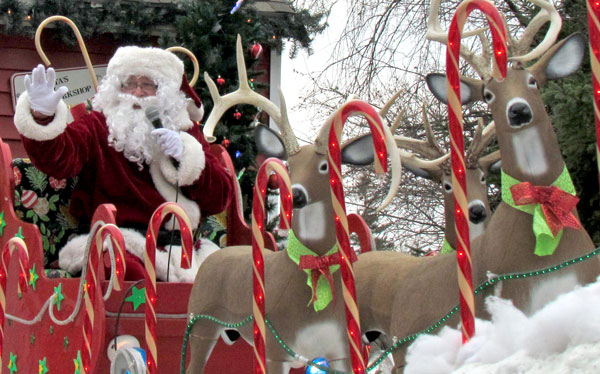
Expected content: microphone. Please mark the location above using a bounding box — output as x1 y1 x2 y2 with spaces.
145 106 163 129
146 105 180 168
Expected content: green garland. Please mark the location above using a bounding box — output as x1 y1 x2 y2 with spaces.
181 245 600 374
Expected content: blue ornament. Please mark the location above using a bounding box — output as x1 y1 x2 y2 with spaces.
306 357 329 374
235 150 242 159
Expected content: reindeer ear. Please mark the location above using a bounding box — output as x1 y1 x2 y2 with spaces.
531 33 585 86
254 124 287 160
425 73 479 105
341 134 374 165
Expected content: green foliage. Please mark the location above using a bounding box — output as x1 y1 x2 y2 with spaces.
164 0 325 218
540 4 599 243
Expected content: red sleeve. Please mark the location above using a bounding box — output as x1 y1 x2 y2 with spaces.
181 126 233 217
20 112 103 180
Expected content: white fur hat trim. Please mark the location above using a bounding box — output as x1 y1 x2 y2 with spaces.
107 46 183 85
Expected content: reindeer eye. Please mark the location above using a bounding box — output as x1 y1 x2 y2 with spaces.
483 88 495 104
318 160 328 174
527 74 538 89
443 181 453 192
480 172 486 184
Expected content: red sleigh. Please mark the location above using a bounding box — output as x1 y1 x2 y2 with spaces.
0 133 373 373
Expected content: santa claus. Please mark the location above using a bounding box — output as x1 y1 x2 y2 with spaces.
13 46 233 282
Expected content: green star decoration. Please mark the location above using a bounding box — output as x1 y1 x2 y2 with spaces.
54 283 64 311
0 211 6 236
125 286 146 311
14 227 24 240
38 357 48 374
64 336 69 350
73 350 82 374
8 352 17 374
29 263 39 291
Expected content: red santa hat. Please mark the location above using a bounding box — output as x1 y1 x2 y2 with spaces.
107 46 204 121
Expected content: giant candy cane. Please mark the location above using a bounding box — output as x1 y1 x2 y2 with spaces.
0 238 29 371
447 0 507 343
81 224 127 373
144 203 194 374
327 100 399 373
587 0 600 184
251 158 293 374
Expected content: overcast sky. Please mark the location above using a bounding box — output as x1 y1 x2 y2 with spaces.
280 1 347 145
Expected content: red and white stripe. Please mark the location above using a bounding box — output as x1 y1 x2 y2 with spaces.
0 238 30 371
144 202 194 374
446 0 507 343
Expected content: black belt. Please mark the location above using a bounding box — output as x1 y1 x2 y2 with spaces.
121 224 185 247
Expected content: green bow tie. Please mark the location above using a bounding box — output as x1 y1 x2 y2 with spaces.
501 165 576 256
286 230 339 312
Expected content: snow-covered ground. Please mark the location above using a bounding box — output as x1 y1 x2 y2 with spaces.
404 277 600 374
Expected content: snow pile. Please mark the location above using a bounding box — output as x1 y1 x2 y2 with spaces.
404 277 600 374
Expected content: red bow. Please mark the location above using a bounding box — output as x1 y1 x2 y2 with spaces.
299 250 357 306
510 182 581 236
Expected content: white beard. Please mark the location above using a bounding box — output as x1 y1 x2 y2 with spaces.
105 94 159 169
93 75 193 170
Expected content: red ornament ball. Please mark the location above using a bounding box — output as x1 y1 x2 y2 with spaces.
249 42 263 60
233 110 242 120
221 139 230 147
216 75 225 86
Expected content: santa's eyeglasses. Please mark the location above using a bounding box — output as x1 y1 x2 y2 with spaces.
120 80 158 94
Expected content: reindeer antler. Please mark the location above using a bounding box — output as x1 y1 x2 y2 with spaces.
508 0 562 63
202 35 300 155
465 118 496 168
427 0 492 79
427 0 562 75
394 103 452 176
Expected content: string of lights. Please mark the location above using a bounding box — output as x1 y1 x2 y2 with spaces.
181 245 600 374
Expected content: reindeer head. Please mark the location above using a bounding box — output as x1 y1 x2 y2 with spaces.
203 35 400 255
394 105 500 243
425 0 584 186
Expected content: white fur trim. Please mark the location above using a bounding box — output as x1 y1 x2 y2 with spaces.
14 92 68 141
58 234 88 274
149 162 201 229
186 98 204 122
57 228 216 282
108 46 183 85
157 132 205 187
168 239 220 283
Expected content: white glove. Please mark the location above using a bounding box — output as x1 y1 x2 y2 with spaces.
152 128 183 162
24 64 68 116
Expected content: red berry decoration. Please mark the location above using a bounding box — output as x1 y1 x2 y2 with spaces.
216 75 225 86
233 110 242 120
249 42 263 60
221 139 230 148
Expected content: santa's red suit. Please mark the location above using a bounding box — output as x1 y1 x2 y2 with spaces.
14 46 233 282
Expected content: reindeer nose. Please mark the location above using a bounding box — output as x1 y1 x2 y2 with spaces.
508 102 532 127
469 204 487 224
292 187 308 209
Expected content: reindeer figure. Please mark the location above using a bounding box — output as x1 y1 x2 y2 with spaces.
355 1 600 371
185 36 400 373
393 105 500 252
